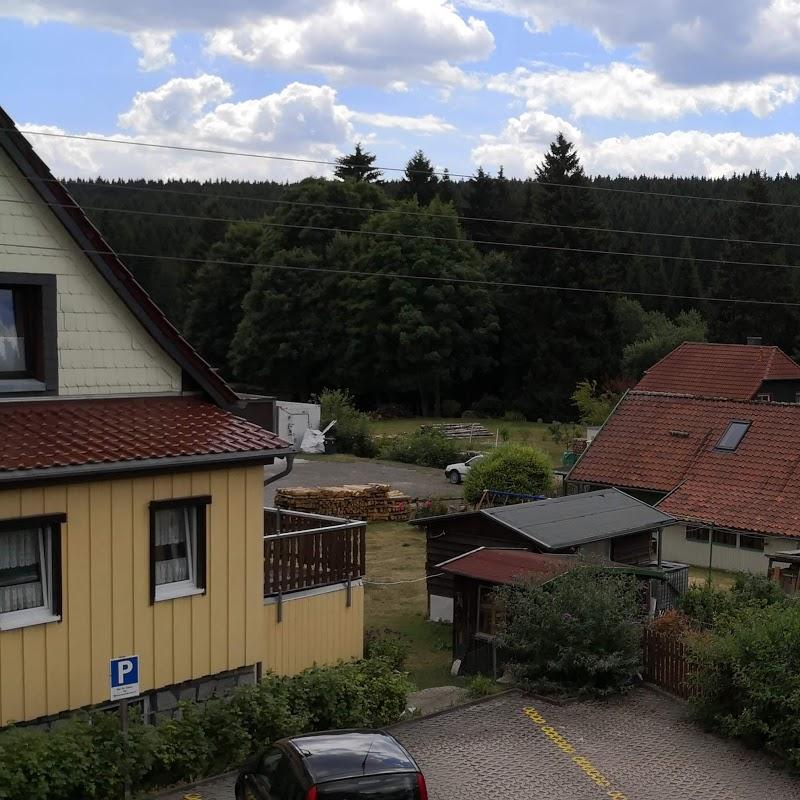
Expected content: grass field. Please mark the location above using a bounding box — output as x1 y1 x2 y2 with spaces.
688 566 737 589
368 416 583 467
365 520 457 689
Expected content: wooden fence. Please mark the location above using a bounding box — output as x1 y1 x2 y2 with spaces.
642 628 697 699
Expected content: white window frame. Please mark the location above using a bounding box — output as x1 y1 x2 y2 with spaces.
151 499 209 603
0 520 62 631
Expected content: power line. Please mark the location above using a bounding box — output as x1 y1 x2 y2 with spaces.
12 127 800 211
6 192 800 273
3 238 799 307
8 175 800 251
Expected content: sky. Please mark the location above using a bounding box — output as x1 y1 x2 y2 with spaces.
2 1 800 181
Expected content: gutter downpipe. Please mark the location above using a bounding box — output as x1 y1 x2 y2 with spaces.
264 453 295 486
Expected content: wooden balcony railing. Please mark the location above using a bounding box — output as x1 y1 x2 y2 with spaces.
263 508 366 598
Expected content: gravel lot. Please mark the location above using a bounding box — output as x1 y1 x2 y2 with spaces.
158 689 800 800
263 456 462 505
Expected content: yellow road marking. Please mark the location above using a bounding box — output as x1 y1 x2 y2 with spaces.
522 706 630 800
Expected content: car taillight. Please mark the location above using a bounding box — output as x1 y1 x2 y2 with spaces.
306 786 318 800
416 772 429 800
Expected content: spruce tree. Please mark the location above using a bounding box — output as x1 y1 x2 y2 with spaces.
402 149 438 205
334 143 382 182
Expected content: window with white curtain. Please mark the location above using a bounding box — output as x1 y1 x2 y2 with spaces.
0 515 64 630
150 497 209 602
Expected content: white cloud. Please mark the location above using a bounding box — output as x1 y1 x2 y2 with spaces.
0 1 495 86
349 111 455 133
130 31 176 71
205 0 494 84
19 76 456 180
487 63 800 119
472 112 800 178
462 0 800 84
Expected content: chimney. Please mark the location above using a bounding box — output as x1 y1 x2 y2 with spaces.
746 336 763 346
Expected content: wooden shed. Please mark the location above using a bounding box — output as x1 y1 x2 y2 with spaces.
413 488 678 622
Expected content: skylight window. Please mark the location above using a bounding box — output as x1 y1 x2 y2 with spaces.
715 421 751 452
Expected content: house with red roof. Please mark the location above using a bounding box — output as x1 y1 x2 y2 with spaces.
0 106 365 726
635 341 800 402
567 390 800 573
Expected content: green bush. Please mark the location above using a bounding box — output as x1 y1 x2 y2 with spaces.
0 657 411 800
382 430 460 468
503 410 527 422
472 394 504 417
463 444 552 504
466 674 496 699
364 628 411 670
320 388 377 457
500 568 643 697
689 602 800 768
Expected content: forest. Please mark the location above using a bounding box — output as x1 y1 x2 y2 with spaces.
65 136 800 419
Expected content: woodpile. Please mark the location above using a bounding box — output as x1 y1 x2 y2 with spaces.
275 484 411 521
421 422 492 439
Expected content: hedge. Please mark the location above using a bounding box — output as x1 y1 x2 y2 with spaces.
463 443 552 504
0 656 412 800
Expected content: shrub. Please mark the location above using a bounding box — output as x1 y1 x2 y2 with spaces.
689 602 800 768
503 410 527 422
500 568 643 697
0 656 411 800
320 388 377 457
571 379 619 425
441 398 462 417
364 629 411 671
412 497 449 520
383 429 460 468
461 409 477 419
472 394 504 418
369 403 412 420
463 444 552 504
466 674 496 699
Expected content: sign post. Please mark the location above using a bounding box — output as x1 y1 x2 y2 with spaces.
110 656 140 800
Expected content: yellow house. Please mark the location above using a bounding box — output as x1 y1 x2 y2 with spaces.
0 107 364 726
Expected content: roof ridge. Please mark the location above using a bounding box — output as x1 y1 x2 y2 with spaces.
630 390 800 408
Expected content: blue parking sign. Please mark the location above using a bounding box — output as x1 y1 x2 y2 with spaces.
110 655 140 701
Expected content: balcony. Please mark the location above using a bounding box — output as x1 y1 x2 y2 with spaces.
263 508 366 600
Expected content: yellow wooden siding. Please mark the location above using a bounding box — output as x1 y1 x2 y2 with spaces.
261 585 365 675
0 464 365 725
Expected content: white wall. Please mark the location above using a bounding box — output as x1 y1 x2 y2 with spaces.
660 523 790 574
277 401 320 447
0 148 182 396
429 594 454 623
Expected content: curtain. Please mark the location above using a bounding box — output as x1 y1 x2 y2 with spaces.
0 528 44 613
155 507 195 585
0 288 25 372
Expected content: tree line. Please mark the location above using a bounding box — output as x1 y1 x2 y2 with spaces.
65 137 800 418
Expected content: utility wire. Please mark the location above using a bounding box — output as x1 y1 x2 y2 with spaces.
363 573 444 585
12 127 800 210
5 193 800 272
7 177 800 251
3 238 799 307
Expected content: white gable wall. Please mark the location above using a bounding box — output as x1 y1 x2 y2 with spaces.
0 148 181 396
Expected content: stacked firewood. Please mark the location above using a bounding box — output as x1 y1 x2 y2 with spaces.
421 422 492 439
274 484 411 521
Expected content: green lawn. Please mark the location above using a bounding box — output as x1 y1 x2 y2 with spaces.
365 520 459 689
369 416 583 467
688 566 737 589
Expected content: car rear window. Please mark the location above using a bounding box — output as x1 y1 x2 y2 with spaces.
316 772 417 799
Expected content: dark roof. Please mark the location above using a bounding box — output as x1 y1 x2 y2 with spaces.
0 395 291 483
635 341 800 399
569 391 800 538
0 106 238 408
285 730 418 783
482 489 674 549
437 548 579 585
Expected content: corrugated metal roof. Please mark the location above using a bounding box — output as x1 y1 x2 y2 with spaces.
482 488 674 549
437 548 579 585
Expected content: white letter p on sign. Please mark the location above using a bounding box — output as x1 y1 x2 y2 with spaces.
117 660 133 684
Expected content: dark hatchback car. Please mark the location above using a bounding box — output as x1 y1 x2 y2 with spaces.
235 729 429 800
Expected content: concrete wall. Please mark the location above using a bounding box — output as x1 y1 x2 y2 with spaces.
0 148 181 396
660 523 790 574
277 401 320 447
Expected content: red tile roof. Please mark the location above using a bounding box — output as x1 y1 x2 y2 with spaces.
635 342 800 399
570 391 800 538
438 548 578 586
0 396 290 479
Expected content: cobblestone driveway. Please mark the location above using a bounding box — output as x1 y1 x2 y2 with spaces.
158 689 800 800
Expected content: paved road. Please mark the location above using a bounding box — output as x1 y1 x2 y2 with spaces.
263 457 462 505
157 689 800 800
